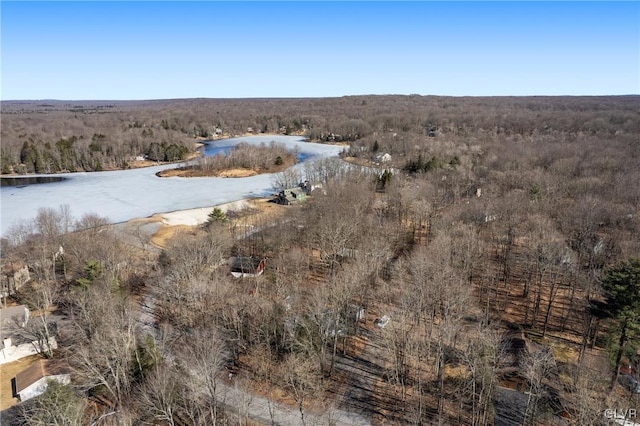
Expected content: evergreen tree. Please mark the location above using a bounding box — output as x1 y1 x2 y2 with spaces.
75 259 104 289
207 207 228 224
601 258 640 387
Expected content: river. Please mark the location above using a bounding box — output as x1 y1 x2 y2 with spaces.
0 135 343 237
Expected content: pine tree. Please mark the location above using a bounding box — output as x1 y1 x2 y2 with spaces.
601 258 640 388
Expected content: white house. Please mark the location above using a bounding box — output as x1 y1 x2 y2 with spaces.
1 336 58 365
373 152 392 164
14 359 71 401
1 305 58 365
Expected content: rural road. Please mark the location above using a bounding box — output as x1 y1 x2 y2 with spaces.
215 379 372 426
138 278 372 426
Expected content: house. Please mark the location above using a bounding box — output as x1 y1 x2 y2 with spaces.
373 152 392 164
1 262 30 300
229 257 265 278
346 303 365 323
299 180 324 195
322 304 365 337
0 305 29 328
1 305 57 365
493 386 527 426
335 248 359 261
14 359 71 402
275 187 307 205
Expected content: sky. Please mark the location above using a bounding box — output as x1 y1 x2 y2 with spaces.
1 1 639 100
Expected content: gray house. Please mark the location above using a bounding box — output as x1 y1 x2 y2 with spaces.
0 305 29 328
1 262 30 301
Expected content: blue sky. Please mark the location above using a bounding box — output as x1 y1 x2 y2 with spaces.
1 1 638 99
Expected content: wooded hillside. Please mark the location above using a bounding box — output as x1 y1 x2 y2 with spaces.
1 95 639 425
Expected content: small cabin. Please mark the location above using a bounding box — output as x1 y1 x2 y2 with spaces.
229 257 265 278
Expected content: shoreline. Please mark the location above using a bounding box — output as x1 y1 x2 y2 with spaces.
0 132 309 178
118 197 283 249
1 135 346 237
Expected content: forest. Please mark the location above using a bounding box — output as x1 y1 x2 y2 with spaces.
1 95 639 425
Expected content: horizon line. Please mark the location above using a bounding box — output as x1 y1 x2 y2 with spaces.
3 94 639 103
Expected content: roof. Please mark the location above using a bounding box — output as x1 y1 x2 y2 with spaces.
374 152 391 159
283 187 306 198
336 248 359 259
230 257 263 274
2 261 26 275
0 305 28 328
15 359 69 393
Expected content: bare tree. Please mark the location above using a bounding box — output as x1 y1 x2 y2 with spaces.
273 167 302 191
462 324 506 426
182 327 229 424
520 347 556 425
137 365 182 426
71 286 139 410
279 352 324 426
565 366 607 425
18 279 59 357
161 227 230 284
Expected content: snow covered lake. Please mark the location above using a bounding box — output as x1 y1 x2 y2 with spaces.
0 135 343 237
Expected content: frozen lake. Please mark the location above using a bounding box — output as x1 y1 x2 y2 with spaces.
0 135 343 237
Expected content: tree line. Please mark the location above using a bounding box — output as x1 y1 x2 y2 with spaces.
2 96 638 174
